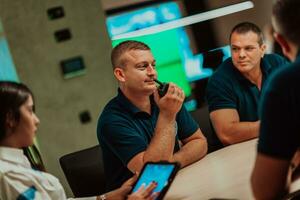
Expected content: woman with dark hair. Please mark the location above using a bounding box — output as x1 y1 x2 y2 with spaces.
0 81 157 200
0 81 45 172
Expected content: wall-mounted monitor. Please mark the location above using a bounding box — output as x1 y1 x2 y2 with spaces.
60 56 86 79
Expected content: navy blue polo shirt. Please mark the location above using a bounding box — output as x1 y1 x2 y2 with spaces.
97 89 198 191
206 54 289 121
258 53 300 160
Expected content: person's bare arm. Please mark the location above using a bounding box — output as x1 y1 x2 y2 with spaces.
251 153 290 199
210 109 259 145
172 128 207 168
127 83 184 172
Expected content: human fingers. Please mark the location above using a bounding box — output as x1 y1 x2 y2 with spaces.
123 174 138 187
166 83 176 95
136 183 146 193
166 83 183 98
120 185 132 195
174 86 184 100
153 88 160 102
148 192 159 200
143 181 157 196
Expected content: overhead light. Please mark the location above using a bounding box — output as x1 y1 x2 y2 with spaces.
112 1 254 40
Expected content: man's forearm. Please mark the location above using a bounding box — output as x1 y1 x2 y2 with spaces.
220 121 260 145
251 153 290 199
143 84 185 163
173 134 207 167
143 113 176 162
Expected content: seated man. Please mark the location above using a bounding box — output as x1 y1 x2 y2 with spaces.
206 22 289 146
97 40 207 191
251 0 300 198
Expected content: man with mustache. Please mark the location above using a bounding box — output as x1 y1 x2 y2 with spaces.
97 40 207 191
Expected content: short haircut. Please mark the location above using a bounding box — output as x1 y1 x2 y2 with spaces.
229 22 264 46
111 40 151 69
0 81 34 141
273 0 300 46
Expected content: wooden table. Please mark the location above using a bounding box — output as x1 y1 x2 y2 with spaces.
165 139 257 200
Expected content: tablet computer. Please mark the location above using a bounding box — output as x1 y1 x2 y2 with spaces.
131 161 180 200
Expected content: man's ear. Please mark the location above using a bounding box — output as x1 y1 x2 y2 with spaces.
274 32 291 56
260 43 267 57
114 67 126 82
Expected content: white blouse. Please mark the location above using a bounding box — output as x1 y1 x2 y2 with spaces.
0 147 96 200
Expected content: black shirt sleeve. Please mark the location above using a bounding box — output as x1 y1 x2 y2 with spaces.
258 67 299 160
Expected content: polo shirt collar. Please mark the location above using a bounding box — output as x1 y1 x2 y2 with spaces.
116 88 156 117
295 50 300 62
260 55 273 75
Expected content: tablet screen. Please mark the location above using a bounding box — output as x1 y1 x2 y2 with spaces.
132 163 176 193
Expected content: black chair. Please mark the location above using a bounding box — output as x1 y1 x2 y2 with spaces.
190 105 223 153
59 145 106 197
